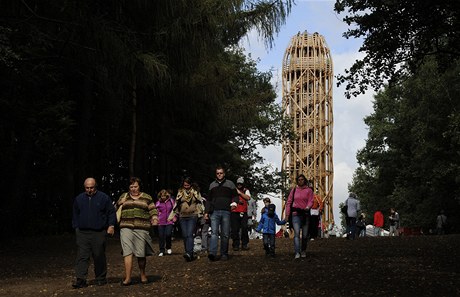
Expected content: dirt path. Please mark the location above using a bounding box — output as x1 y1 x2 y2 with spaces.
0 234 458 296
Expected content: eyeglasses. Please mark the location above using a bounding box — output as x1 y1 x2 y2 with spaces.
216 172 224 175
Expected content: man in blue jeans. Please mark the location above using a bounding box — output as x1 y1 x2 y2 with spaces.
345 192 361 240
204 166 239 261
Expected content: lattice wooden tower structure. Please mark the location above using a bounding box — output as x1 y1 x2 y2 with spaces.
281 31 334 226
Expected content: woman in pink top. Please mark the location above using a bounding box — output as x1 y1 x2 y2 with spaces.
285 174 314 259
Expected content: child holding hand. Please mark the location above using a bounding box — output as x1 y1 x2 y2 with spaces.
256 203 286 257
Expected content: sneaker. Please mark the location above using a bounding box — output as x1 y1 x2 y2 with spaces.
72 278 88 289
166 249 172 255
301 251 307 258
310 238 315 241
158 252 164 257
294 253 301 259
208 253 216 262
220 254 229 261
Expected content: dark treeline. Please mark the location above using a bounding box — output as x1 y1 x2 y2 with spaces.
335 0 460 232
350 58 460 232
0 1 294 237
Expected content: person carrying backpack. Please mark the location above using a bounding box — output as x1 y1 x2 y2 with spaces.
231 177 251 251
344 193 360 240
436 210 448 235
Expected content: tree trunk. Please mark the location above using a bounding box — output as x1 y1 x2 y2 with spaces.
75 71 93 183
129 80 137 177
6 134 34 237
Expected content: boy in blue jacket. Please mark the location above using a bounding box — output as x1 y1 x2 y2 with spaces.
256 204 286 257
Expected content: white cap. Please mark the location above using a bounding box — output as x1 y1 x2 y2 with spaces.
236 177 244 184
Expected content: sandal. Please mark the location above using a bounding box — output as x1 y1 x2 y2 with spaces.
120 280 132 286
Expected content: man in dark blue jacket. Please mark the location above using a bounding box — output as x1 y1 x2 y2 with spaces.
72 177 116 288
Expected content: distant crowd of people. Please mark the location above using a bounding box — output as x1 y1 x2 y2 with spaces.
341 194 448 238
341 192 401 239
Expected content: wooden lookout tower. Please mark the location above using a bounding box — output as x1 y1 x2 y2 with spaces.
281 31 334 226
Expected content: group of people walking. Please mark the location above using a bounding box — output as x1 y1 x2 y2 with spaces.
71 168 344 289
71 166 260 289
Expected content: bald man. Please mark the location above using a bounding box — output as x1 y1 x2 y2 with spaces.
72 178 116 288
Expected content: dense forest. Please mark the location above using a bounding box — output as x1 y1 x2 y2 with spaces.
1 0 459 237
336 0 460 232
0 1 293 237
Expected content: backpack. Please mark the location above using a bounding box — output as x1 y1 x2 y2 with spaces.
341 199 348 215
441 215 448 228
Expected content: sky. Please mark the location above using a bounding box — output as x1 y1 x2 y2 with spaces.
241 0 375 224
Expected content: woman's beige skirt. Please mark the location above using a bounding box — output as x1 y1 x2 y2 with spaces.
120 228 154 257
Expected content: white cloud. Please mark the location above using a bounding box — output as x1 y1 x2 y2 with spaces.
333 161 354 216
256 145 282 170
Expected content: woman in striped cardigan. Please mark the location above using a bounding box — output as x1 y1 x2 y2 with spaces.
117 177 158 286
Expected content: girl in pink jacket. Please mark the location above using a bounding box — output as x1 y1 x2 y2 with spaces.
155 190 176 256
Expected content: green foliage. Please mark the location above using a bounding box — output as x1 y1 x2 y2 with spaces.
0 0 293 236
334 0 460 98
350 58 460 232
0 26 20 68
